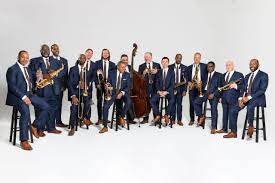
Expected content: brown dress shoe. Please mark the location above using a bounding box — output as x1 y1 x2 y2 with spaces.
210 129 217 134
247 126 254 138
96 120 103 125
48 128 62 134
140 119 149 124
38 131 46 137
56 121 69 128
216 129 227 133
20 141 32 151
99 127 108 134
31 125 39 139
177 121 183 126
188 120 194 126
153 115 161 123
119 117 126 127
223 132 237 138
198 115 206 128
68 128 75 136
83 118 92 126
164 115 170 125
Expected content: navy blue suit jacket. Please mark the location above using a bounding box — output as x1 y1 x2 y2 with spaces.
205 71 223 98
221 71 245 104
169 63 188 94
108 70 131 96
94 60 116 85
50 56 69 91
6 63 35 106
155 68 175 95
186 63 208 88
29 56 65 97
242 70 268 107
68 65 94 101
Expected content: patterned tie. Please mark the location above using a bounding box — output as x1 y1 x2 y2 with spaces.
46 58 50 69
247 72 254 95
193 65 199 80
23 67 32 92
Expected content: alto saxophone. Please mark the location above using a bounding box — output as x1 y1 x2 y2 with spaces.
188 67 203 97
37 64 64 89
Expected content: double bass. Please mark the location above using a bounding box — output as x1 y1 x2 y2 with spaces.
129 43 151 118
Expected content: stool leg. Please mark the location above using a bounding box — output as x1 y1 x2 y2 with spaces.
13 109 18 146
262 107 267 141
9 108 15 142
111 104 115 129
29 120 33 143
159 98 163 129
242 113 248 140
256 106 259 143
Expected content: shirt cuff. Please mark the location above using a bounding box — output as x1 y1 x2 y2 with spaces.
121 91 125 96
248 96 252 100
22 95 27 100
71 95 76 98
238 97 242 101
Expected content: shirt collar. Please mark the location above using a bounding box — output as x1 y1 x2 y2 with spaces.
251 69 259 76
53 55 60 60
17 61 28 69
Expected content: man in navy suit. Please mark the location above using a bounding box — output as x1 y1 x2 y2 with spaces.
138 52 161 124
29 44 63 134
6 50 50 150
67 54 93 136
232 59 268 138
84 48 96 123
99 61 132 134
94 49 116 125
193 61 223 133
169 54 187 126
150 57 175 126
50 44 69 128
186 52 208 126
216 61 245 138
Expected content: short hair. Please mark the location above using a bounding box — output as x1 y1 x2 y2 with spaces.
18 50 28 59
144 52 152 56
194 52 201 57
207 61 215 66
250 58 259 64
120 54 128 59
85 48 93 53
117 60 126 66
51 43 58 49
162 57 169 62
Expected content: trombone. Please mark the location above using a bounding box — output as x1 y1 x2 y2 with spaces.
78 66 89 119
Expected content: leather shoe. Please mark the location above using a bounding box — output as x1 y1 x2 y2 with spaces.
216 129 227 133
48 128 62 134
188 120 194 126
247 126 254 138
153 115 161 123
164 115 170 125
140 119 149 124
31 125 39 139
99 127 108 134
119 117 126 127
177 121 183 126
83 118 92 126
38 131 46 137
56 122 69 128
210 129 216 134
20 141 32 151
68 128 75 136
223 132 237 138
96 119 103 125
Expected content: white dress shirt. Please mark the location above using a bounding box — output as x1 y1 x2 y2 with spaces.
43 57 50 68
192 64 201 81
116 70 125 95
103 59 109 79
17 62 31 100
244 69 259 100
174 64 181 83
85 60 92 71
53 55 60 60
147 62 153 69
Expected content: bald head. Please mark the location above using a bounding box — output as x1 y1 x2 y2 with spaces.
40 44 50 58
225 60 235 72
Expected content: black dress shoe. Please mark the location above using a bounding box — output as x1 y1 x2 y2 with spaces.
56 122 69 128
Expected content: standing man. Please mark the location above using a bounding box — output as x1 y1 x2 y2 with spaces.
232 59 268 138
186 52 207 126
99 61 132 133
193 61 223 133
29 44 63 134
50 44 69 127
169 53 187 126
94 49 116 125
150 57 175 126
6 50 50 150
138 52 161 124
216 61 244 138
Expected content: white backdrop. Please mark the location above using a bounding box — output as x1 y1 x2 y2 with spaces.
0 0 274 122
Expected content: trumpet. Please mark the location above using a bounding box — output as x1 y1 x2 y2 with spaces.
143 67 160 84
37 64 64 89
103 82 113 101
218 78 242 92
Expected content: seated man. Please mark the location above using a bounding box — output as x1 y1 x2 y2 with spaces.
193 61 223 133
68 54 93 136
233 58 268 138
150 57 175 126
99 61 132 134
6 50 50 150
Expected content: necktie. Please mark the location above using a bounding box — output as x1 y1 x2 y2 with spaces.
103 61 107 80
225 72 230 83
207 73 212 90
23 67 32 92
176 65 179 83
80 67 84 82
247 72 254 95
116 73 121 92
46 58 50 69
163 70 166 90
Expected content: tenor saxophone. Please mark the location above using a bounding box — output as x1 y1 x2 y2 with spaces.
37 64 64 89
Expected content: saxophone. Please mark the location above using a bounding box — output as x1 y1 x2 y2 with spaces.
103 82 113 101
36 64 64 89
188 65 203 97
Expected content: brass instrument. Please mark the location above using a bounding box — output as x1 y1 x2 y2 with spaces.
174 80 187 95
37 64 64 89
81 66 89 97
218 78 242 92
103 82 113 101
188 66 203 97
143 68 160 84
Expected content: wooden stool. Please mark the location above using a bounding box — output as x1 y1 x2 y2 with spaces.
241 106 266 143
111 99 129 131
9 107 33 146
